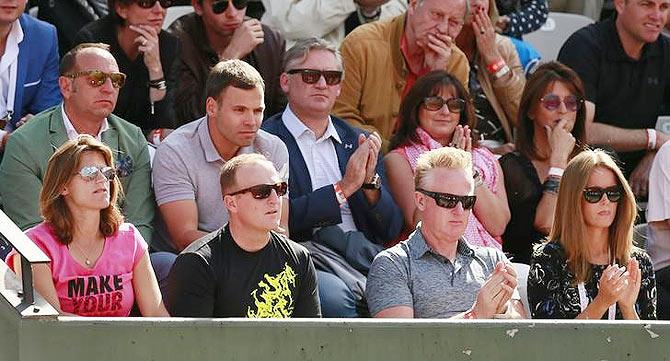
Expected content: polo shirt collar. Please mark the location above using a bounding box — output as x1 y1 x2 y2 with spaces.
407 223 476 260
282 105 342 144
605 17 662 62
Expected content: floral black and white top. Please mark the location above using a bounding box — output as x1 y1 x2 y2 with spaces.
528 241 657 319
496 0 549 39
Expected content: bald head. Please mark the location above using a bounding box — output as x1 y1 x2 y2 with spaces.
60 43 118 75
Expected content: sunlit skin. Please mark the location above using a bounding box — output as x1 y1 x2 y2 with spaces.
61 151 112 213
115 1 166 34
530 81 578 136
615 0 669 58
581 166 619 232
418 86 462 145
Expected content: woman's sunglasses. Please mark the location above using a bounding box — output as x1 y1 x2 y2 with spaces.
540 94 582 112
228 182 288 200
212 0 248 14
423 96 466 113
76 166 116 182
582 186 623 204
416 189 477 210
286 69 343 86
135 0 173 8
64 70 126 89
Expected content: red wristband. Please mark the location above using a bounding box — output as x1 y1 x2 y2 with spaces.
486 58 506 75
334 182 347 207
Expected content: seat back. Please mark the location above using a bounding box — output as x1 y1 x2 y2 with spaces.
163 5 194 30
525 12 594 61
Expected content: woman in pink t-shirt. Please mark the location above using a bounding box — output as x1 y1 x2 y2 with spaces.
11 135 168 317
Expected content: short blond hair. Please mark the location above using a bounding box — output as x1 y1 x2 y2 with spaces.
414 147 473 189
220 153 274 196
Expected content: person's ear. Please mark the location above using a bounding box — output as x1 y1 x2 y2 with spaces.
192 0 205 15
223 194 237 213
61 187 70 196
279 72 290 95
205 97 218 118
115 2 129 21
59 76 73 99
415 191 426 211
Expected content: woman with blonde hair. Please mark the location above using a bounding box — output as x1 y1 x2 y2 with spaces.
527 149 656 319
9 135 168 317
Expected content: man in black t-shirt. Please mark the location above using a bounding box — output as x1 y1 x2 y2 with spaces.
557 0 670 197
166 153 321 318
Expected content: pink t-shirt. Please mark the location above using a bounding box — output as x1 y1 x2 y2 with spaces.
22 222 147 317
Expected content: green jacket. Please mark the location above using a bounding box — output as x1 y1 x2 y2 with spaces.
0 105 155 244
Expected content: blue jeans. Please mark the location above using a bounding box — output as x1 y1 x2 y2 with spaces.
149 251 177 300
316 270 359 318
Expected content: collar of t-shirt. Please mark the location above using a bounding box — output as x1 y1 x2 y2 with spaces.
603 17 662 62
0 19 23 117
61 104 110 141
408 223 476 261
282 105 342 145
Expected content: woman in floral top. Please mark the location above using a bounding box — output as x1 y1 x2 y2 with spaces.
528 149 656 319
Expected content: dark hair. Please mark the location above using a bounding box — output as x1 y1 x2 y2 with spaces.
60 43 112 75
107 0 135 25
205 59 265 101
516 61 587 160
389 70 476 151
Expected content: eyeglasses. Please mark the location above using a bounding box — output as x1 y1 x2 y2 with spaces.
212 0 248 14
286 69 343 86
76 166 116 182
583 186 623 204
64 70 126 89
540 94 582 112
135 0 173 8
416 189 477 210
228 182 288 200
422 96 466 113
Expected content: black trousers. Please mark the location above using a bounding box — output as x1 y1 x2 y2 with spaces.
656 266 670 320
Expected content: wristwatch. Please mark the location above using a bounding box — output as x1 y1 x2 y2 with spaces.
362 173 381 190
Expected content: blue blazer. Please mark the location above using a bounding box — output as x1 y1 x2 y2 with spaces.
9 14 61 129
263 113 403 245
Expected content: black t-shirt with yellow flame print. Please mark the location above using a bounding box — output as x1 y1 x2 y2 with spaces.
166 225 321 318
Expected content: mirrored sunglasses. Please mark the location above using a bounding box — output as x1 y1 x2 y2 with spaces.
135 0 173 8
76 166 116 182
583 186 623 204
540 94 582 112
286 69 343 86
416 189 476 210
423 96 466 113
212 0 248 14
64 70 126 89
228 182 288 200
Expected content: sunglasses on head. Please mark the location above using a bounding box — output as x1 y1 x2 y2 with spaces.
76 166 116 182
211 0 248 14
64 70 126 89
540 94 582 112
135 0 173 8
286 69 343 86
228 182 288 200
416 189 477 210
422 96 466 113
583 186 623 204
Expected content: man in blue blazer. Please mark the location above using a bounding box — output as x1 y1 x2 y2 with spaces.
0 9 61 149
263 38 403 317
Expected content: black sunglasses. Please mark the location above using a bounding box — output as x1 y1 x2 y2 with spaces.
540 94 583 112
228 182 288 200
416 189 476 210
64 70 126 89
286 69 343 86
76 166 116 182
423 96 466 113
583 186 623 204
135 0 174 8
212 0 248 14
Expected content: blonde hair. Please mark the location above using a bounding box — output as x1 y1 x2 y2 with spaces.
40 135 124 245
549 149 637 283
220 153 273 196
414 147 473 189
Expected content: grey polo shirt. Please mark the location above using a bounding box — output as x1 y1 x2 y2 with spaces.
366 224 515 318
152 116 289 243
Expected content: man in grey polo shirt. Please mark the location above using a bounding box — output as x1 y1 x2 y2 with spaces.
152 60 289 253
366 147 526 319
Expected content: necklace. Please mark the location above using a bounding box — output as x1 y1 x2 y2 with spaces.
69 240 101 267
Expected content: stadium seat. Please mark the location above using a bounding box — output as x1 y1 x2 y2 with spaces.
525 12 594 61
163 5 194 30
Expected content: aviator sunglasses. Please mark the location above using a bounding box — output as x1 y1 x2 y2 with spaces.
416 189 477 210
582 186 623 204
422 96 466 113
64 70 127 89
212 0 248 14
228 182 288 200
76 166 117 182
286 69 343 86
135 0 174 8
540 94 582 112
